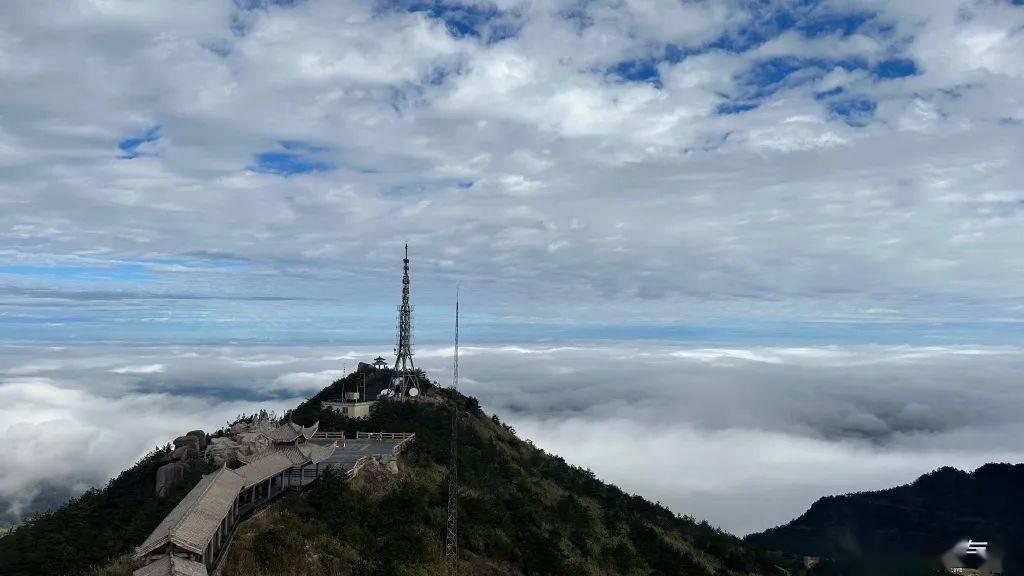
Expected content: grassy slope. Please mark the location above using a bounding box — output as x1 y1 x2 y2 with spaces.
221 383 802 576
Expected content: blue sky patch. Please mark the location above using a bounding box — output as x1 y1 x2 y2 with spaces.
253 141 331 175
829 97 876 126
397 1 519 43
716 101 759 115
732 56 867 102
118 126 160 159
607 57 662 87
873 57 918 79
701 3 890 55
815 86 844 99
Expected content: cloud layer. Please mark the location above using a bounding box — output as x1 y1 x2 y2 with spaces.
1 0 1022 342
3 341 1022 535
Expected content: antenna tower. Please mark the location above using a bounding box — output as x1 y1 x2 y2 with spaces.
393 243 415 395
444 288 460 575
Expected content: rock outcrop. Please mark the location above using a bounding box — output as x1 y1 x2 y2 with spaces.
207 436 243 466
155 429 206 495
186 430 208 451
155 461 188 497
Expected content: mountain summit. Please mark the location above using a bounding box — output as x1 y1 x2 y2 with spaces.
0 367 806 576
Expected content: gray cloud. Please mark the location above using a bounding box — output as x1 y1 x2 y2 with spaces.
0 0 1021 340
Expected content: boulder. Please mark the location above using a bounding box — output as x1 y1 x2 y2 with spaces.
173 436 200 452
354 456 399 493
186 430 207 450
155 461 188 497
161 445 196 464
207 436 243 467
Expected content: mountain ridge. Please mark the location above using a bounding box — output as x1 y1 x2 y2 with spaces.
745 462 1024 575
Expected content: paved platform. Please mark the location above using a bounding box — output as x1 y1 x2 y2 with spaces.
310 438 404 471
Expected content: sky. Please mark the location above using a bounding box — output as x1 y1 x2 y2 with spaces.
1 0 1023 536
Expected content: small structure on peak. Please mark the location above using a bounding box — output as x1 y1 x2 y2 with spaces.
321 376 375 418
322 398 375 418
373 356 387 369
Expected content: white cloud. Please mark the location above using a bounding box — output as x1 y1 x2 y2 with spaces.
0 0 1021 338
110 363 166 374
4 342 1024 536
273 369 345 393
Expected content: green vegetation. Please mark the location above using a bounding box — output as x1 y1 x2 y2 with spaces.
3 366 805 575
746 464 1024 575
0 447 211 576
226 387 802 575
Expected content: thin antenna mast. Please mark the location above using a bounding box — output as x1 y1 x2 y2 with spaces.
444 287 459 576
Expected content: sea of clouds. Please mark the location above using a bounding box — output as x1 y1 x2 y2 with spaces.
2 341 1022 535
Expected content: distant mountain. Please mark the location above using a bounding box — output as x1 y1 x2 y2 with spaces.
745 463 1024 575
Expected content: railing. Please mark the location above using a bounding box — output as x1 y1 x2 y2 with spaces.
311 431 346 440
355 432 416 440
347 456 369 479
392 435 415 455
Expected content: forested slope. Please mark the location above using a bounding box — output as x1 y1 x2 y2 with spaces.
222 383 802 576
746 464 1024 575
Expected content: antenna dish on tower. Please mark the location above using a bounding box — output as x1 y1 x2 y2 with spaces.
408 387 420 397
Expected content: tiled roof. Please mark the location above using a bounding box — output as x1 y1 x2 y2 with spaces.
136 468 245 558
235 441 336 488
235 449 296 489
133 554 208 576
302 442 336 465
268 421 319 443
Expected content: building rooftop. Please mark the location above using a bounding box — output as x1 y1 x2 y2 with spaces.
268 421 318 444
235 442 336 488
133 553 208 576
235 449 296 488
136 468 246 558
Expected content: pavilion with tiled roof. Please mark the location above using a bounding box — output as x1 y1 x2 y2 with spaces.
133 421 333 576
136 467 245 573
